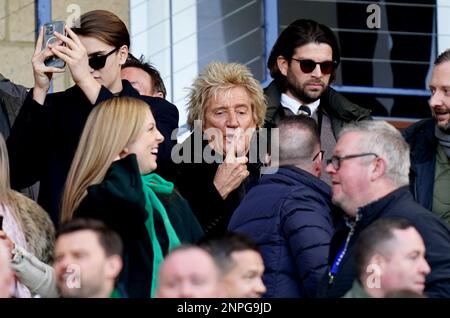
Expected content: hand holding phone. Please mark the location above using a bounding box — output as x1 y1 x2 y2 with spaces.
42 21 66 68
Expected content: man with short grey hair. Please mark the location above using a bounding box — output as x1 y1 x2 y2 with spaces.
320 120 450 298
230 115 336 298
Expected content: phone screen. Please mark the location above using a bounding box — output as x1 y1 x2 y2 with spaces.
42 21 66 68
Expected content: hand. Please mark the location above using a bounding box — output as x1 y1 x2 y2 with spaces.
0 231 14 260
50 26 101 103
213 142 249 199
31 26 66 104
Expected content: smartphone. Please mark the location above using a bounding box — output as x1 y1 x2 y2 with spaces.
0 215 3 230
42 21 66 68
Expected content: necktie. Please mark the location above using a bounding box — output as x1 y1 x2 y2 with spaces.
297 105 311 117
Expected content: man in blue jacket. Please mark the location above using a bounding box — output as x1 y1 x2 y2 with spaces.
403 48 450 226
321 120 450 298
229 115 336 298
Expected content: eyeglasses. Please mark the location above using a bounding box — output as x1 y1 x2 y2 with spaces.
89 47 119 70
326 153 378 170
312 150 325 162
291 58 337 75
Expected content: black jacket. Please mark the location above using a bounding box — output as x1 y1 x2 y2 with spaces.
174 131 261 235
229 166 336 298
403 118 437 210
75 155 204 298
264 81 371 136
7 81 178 225
321 186 450 298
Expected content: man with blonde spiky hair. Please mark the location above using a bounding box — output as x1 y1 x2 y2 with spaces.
175 62 267 236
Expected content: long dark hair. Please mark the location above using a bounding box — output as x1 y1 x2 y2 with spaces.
268 19 340 91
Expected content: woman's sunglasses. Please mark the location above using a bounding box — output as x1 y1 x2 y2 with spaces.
291 58 337 75
88 47 119 70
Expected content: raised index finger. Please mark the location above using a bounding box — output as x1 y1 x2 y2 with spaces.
34 26 44 55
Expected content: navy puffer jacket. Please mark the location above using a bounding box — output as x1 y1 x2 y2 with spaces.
229 166 336 298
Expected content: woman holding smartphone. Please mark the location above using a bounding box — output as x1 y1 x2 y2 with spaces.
7 10 178 225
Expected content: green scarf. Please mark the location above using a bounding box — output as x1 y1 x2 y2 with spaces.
109 288 121 298
141 173 181 298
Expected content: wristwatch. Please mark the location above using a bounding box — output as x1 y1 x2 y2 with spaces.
11 244 24 264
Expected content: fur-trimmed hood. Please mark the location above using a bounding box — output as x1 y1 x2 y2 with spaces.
6 190 54 263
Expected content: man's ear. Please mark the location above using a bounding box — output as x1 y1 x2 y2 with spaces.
105 255 123 279
118 45 129 66
370 157 386 181
313 159 322 178
277 56 289 77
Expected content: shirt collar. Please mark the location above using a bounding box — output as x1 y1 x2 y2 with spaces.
280 93 320 116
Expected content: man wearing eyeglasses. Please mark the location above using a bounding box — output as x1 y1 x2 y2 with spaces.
264 19 371 185
229 116 337 298
319 120 450 298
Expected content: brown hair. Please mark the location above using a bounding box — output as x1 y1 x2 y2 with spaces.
72 10 130 49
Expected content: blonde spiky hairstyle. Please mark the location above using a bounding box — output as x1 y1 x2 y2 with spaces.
186 62 266 130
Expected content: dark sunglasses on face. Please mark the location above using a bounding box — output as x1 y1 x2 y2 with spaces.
89 47 119 70
291 58 337 75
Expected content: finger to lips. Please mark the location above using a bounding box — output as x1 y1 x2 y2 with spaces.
225 138 237 163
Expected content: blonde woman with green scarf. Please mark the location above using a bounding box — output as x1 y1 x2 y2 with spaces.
61 97 203 298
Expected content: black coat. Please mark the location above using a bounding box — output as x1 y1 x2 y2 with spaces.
174 131 261 235
321 186 450 298
7 81 178 225
403 118 437 210
75 155 204 298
